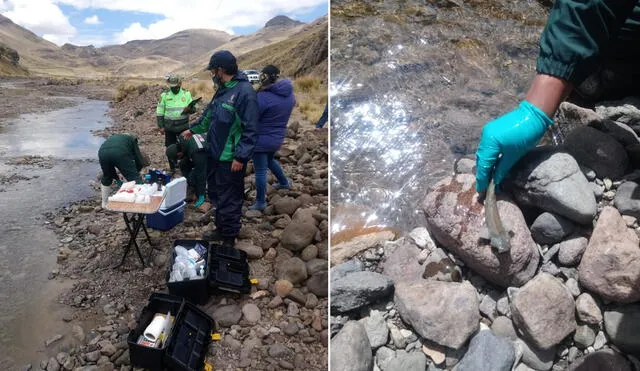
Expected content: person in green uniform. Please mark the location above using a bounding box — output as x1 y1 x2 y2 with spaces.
475 0 640 193
156 75 194 173
166 133 208 208
98 134 148 208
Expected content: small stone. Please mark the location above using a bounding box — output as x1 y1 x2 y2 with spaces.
98 340 116 356
274 280 294 297
422 343 446 365
45 358 59 371
574 325 596 349
565 278 581 297
283 322 299 336
102 304 116 316
45 334 63 347
300 245 318 261
85 350 101 362
143 268 153 276
593 331 607 350
287 302 299 317
268 296 283 308
242 303 261 323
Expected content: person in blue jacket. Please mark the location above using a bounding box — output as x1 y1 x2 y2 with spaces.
182 50 258 247
248 65 296 211
475 0 640 194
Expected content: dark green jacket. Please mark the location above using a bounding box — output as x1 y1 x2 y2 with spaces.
167 134 208 162
99 134 145 171
537 0 640 86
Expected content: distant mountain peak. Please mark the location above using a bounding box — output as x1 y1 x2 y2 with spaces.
265 15 303 28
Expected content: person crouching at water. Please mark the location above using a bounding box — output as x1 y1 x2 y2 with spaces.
98 133 148 208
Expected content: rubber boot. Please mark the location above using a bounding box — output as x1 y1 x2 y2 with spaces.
194 195 205 208
101 185 110 208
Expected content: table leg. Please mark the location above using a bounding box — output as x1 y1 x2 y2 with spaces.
113 212 147 269
130 214 147 267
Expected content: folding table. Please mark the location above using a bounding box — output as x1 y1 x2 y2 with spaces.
106 193 166 268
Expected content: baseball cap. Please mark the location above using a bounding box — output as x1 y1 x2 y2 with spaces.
205 50 237 71
167 75 182 87
261 65 280 77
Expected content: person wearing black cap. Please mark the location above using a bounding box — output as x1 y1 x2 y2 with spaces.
182 50 258 246
248 64 295 211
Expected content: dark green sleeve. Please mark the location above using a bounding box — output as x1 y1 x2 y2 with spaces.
189 107 212 134
131 137 144 171
536 0 636 85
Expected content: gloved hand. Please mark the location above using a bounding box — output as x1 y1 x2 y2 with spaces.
194 195 205 208
475 100 553 192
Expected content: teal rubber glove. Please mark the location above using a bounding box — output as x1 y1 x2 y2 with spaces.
194 195 205 208
475 100 553 192
115 179 123 187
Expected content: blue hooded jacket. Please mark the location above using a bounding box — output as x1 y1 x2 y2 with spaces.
255 79 296 153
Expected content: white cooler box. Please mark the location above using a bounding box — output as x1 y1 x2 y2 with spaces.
161 177 187 209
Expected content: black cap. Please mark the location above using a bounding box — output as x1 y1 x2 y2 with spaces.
261 65 280 76
206 50 237 71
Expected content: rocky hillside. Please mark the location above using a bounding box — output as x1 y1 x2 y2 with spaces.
0 42 27 75
237 16 328 79
0 13 323 78
330 96 640 370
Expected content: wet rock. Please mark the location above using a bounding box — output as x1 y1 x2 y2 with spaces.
358 310 388 349
456 330 515 371
564 126 628 180
46 358 59 371
307 272 328 297
509 148 596 224
395 280 479 349
614 181 640 219
211 305 242 327
515 337 555 371
280 221 317 252
530 212 575 245
242 303 261 323
604 304 640 354
331 321 372 371
422 248 462 282
576 293 602 325
455 158 476 175
276 257 308 284
423 174 539 287
274 196 302 215
274 279 294 297
331 230 395 265
306 258 328 276
568 349 631 371
491 316 517 341
386 352 427 371
511 273 576 349
235 240 263 259
331 271 393 313
579 206 640 302
556 102 603 130
557 236 588 266
381 239 423 283
330 259 363 282
300 244 318 261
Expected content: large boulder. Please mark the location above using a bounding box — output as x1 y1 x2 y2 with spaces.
423 174 539 287
394 280 479 349
568 349 631 371
509 147 596 224
511 273 577 349
604 304 640 355
578 206 640 303
614 181 640 219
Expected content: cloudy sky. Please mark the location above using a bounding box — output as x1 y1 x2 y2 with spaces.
0 0 327 46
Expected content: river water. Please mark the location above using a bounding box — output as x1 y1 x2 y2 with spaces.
0 96 109 368
330 0 549 236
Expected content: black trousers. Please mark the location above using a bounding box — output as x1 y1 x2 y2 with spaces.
207 159 246 238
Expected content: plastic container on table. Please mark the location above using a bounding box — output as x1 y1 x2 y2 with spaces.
161 177 187 209
147 201 186 231
166 240 211 305
128 292 214 371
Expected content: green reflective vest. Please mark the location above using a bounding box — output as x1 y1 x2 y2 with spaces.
156 88 193 132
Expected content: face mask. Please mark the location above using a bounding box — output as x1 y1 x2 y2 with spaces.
211 69 222 88
170 86 180 94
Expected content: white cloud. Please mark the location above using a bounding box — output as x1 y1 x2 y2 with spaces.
83 14 101 25
1 0 327 46
2 0 76 44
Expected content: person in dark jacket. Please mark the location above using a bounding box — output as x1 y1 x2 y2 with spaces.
98 133 148 208
248 65 296 211
183 50 259 246
166 134 208 208
475 0 640 194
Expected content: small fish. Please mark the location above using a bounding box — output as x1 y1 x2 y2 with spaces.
482 179 512 253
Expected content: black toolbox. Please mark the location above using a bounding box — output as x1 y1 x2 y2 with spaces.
128 293 214 371
166 240 211 305
208 245 251 294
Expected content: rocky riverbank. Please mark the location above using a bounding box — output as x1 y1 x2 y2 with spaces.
33 82 328 371
330 96 640 371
